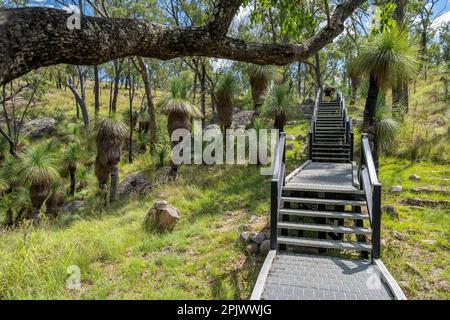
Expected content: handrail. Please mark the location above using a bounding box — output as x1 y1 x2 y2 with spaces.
270 132 286 250
359 133 382 259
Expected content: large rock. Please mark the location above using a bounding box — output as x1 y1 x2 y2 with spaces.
286 134 296 141
63 200 86 213
294 104 314 119
403 198 450 208
118 172 152 200
259 240 271 255
409 174 421 181
25 117 57 139
231 111 255 130
145 201 180 231
203 124 221 136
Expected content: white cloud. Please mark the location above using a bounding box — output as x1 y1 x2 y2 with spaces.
431 11 450 30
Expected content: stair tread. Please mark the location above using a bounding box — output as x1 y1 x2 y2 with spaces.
277 222 372 234
277 237 372 251
281 197 366 206
279 208 368 218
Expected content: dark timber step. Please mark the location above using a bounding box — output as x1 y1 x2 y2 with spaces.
277 236 372 251
281 197 367 206
279 208 368 218
277 222 372 235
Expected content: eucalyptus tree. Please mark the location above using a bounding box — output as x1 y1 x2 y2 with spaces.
1 0 366 86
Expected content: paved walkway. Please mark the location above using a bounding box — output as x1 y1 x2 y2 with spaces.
262 253 393 300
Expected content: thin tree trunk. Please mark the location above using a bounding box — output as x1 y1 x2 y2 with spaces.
94 65 100 116
137 57 157 155
363 73 379 172
314 50 322 92
111 60 121 113
128 73 135 163
68 78 90 125
200 60 206 128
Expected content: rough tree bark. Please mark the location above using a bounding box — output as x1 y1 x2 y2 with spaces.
0 0 365 85
67 77 90 125
363 73 380 172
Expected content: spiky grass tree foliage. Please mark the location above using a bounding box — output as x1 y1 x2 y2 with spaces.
216 72 236 131
15 144 58 224
45 179 65 218
160 78 201 179
263 84 295 132
376 118 399 154
351 28 419 170
247 64 275 114
62 143 83 196
95 116 127 203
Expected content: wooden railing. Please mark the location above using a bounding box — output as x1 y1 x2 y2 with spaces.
270 132 286 250
359 133 382 259
308 90 322 160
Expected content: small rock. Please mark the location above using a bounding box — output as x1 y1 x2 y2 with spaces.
393 231 405 240
421 239 437 246
246 243 259 255
382 205 398 219
390 185 403 193
62 200 86 213
249 214 258 222
224 211 232 217
409 174 421 181
144 201 180 231
286 134 296 141
296 135 306 141
259 239 271 255
286 144 294 151
239 232 250 243
241 224 249 231
251 232 266 245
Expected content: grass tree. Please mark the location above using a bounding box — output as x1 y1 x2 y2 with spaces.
216 72 236 131
351 28 419 169
95 116 127 203
247 64 275 114
62 143 83 196
160 78 202 179
263 84 295 132
15 144 58 224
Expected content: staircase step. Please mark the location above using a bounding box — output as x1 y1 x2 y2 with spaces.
313 144 350 148
281 197 366 206
312 152 349 157
277 237 372 251
313 158 349 162
279 208 368 218
278 222 372 234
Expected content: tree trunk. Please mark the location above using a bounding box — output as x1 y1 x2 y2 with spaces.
363 74 379 171
200 61 206 128
137 57 157 155
111 60 121 113
110 164 118 202
94 65 100 116
128 73 135 163
314 50 322 92
0 2 366 86
69 170 76 196
68 78 90 125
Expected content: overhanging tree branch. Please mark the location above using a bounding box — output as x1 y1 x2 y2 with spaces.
0 0 365 85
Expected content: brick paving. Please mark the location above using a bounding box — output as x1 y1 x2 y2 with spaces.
262 253 393 300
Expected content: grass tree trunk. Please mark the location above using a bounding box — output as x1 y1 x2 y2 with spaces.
274 112 286 132
363 73 380 171
69 169 76 196
109 165 118 202
314 50 323 93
